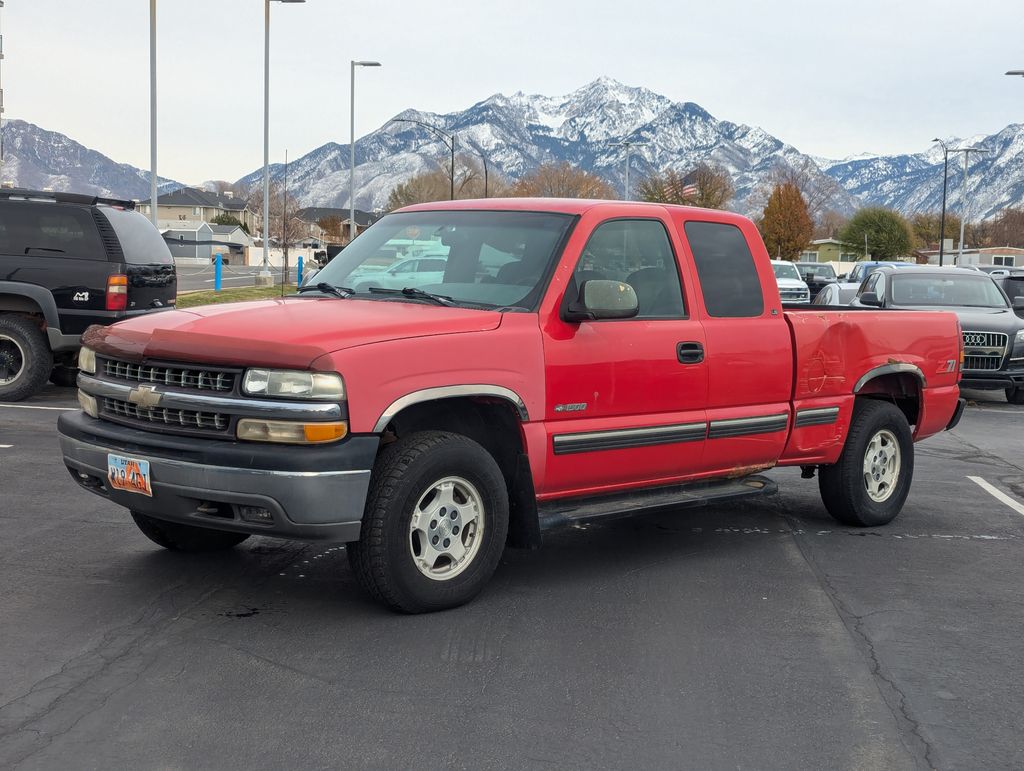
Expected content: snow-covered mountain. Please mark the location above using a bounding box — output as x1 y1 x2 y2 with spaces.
235 77 862 216
0 119 179 200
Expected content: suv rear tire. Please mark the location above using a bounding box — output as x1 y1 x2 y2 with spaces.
0 314 53 402
130 511 251 552
1006 387 1024 405
819 399 914 527
347 431 509 613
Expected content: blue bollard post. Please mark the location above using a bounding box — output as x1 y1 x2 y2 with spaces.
297 255 304 287
214 253 223 292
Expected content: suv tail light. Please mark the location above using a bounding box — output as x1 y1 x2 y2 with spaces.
106 274 128 311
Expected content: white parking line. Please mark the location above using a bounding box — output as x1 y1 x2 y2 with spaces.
0 444 11 449
968 476 1024 517
0 403 76 411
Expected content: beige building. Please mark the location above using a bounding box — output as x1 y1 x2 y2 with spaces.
138 187 258 233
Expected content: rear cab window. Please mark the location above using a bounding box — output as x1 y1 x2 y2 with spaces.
683 221 765 317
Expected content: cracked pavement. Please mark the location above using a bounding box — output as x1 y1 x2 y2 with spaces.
1 386 1023 769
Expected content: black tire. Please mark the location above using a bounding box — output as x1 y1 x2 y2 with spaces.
1006 387 1024 405
347 431 509 613
130 511 250 552
818 399 914 527
49 365 79 388
0 314 53 402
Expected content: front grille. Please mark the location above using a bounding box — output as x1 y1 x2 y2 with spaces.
780 288 809 301
962 330 1008 372
103 358 236 393
102 397 231 434
962 331 1007 348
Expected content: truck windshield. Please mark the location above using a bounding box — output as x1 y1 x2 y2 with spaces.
890 274 1008 308
314 210 575 309
772 262 801 281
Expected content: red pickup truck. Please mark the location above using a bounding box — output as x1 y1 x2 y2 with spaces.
58 199 965 612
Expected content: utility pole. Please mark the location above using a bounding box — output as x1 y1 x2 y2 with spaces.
389 119 456 200
350 60 381 242
932 138 950 266
281 149 288 294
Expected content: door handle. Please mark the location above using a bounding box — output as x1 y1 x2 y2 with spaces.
677 341 704 364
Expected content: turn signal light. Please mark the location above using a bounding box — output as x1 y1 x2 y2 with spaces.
106 274 128 311
236 419 348 444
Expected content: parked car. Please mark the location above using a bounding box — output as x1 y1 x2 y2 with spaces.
996 274 1024 318
852 266 1024 403
770 260 810 303
59 199 963 613
349 255 448 291
976 264 1024 278
812 282 858 306
844 260 920 286
0 188 176 401
793 261 838 300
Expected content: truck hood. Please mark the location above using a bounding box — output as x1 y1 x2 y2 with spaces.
775 278 807 290
83 297 503 369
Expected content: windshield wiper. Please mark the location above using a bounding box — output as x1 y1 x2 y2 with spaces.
368 286 456 306
297 282 354 299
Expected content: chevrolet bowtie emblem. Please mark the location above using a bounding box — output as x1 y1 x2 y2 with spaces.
127 384 162 409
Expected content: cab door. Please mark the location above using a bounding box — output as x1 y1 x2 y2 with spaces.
674 217 794 475
539 210 708 498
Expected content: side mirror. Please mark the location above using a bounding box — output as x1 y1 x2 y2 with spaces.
564 280 639 322
837 273 848 281
1012 296 1024 311
301 268 319 286
859 291 883 307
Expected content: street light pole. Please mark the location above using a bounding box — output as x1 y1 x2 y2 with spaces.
932 138 949 266
949 146 987 265
389 119 456 200
1 1 7 181
148 0 157 226
261 0 305 285
350 60 380 243
613 140 648 200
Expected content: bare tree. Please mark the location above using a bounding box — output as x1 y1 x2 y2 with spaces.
749 158 843 228
814 210 849 240
637 164 733 209
386 156 509 211
510 162 615 199
247 182 305 246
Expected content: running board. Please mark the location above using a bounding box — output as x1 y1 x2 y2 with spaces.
537 475 777 531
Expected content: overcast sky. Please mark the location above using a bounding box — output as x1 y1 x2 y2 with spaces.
5 0 1022 183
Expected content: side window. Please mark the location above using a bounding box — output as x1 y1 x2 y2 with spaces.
0 202 106 260
683 221 764 318
418 258 446 272
862 273 880 295
572 219 685 319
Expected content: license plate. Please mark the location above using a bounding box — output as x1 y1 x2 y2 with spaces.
107 453 153 497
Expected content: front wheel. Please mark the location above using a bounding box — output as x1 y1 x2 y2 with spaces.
130 511 251 552
347 431 509 613
818 399 914 527
1006 387 1024 405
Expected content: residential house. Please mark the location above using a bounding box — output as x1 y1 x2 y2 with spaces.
139 187 257 233
917 246 1024 267
799 238 862 263
296 206 380 242
162 221 214 262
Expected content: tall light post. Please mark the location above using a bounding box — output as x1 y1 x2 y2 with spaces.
950 146 988 265
390 119 455 200
350 60 380 243
932 138 950 266
0 1 6 182
260 0 305 285
613 140 648 200
466 142 489 197
148 0 157 226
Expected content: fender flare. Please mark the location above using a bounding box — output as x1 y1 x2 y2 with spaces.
372 385 529 433
0 281 61 330
853 362 926 393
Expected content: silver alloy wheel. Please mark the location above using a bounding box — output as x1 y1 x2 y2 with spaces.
0 334 25 386
863 428 901 503
408 475 485 581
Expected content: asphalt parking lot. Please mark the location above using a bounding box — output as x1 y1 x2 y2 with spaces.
176 265 300 292
1 388 1023 770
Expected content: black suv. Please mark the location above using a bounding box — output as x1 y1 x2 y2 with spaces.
0 189 176 400
851 266 1024 404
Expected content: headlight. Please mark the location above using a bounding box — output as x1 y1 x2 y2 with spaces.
242 369 344 400
1015 330 1024 344
237 419 348 444
78 346 96 374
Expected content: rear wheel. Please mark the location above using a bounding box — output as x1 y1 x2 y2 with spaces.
347 431 509 613
818 399 914 527
130 511 250 552
1006 387 1024 405
0 314 53 402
